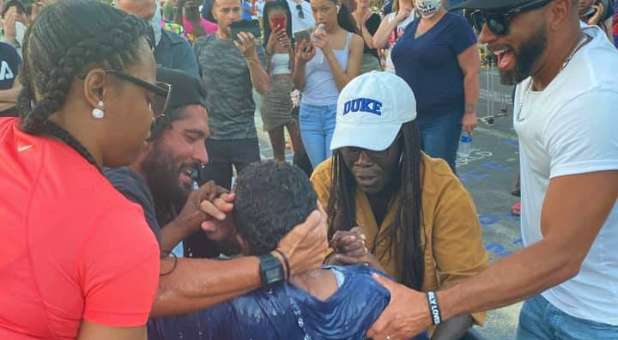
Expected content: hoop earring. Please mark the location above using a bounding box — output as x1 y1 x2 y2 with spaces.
92 101 105 119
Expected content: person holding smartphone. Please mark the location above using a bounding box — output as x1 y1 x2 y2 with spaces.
195 0 270 191
292 0 363 168
260 1 304 163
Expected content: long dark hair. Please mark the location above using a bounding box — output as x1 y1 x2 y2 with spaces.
327 121 425 290
327 0 358 34
262 0 293 48
17 0 151 168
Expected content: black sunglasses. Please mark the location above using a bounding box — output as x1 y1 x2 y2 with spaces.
296 4 304 19
105 70 172 118
469 0 552 36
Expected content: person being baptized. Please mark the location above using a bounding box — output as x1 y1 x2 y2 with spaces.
149 160 428 340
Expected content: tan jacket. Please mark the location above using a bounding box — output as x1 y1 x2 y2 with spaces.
311 154 489 325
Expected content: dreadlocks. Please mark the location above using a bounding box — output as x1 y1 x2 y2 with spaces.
327 121 425 290
17 0 152 169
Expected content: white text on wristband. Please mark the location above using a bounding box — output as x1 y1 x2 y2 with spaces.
426 291 442 325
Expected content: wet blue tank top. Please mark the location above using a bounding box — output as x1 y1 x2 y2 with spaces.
148 265 429 340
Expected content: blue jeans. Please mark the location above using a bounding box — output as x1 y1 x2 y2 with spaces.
416 113 462 172
517 295 618 340
299 103 336 168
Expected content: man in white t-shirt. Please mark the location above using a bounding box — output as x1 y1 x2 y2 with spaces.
286 0 315 33
361 1 618 339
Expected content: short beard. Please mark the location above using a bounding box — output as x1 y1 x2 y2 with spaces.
499 25 548 86
141 140 191 224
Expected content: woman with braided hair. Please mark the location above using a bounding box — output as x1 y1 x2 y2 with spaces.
0 0 169 338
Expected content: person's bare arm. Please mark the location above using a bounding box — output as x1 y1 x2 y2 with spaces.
439 171 618 315
372 10 410 49
0 77 21 103
458 45 480 133
358 14 378 49
319 34 363 91
152 209 328 316
368 171 618 339
152 256 261 316
77 321 146 340
235 32 271 95
159 182 228 253
292 39 315 91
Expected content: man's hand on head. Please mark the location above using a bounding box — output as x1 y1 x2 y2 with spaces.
275 207 328 277
174 181 229 232
200 189 237 242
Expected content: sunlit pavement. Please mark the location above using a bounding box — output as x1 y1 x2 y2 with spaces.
253 67 522 338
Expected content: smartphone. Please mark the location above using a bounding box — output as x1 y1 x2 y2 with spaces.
293 29 311 43
271 16 286 31
229 19 262 41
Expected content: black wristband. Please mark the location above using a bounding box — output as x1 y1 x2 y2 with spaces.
273 249 290 279
426 291 442 325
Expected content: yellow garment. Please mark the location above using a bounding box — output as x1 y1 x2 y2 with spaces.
311 154 489 325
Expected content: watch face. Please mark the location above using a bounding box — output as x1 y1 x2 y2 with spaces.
265 267 283 283
260 254 285 286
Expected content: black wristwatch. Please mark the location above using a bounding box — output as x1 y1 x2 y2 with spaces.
259 253 285 286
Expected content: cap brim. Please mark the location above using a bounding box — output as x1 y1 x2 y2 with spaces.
450 0 523 11
330 122 401 152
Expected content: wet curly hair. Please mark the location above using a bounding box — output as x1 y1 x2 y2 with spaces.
234 161 317 255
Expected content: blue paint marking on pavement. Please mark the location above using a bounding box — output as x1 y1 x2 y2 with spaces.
479 214 500 226
481 160 511 172
502 139 519 148
486 242 512 258
479 212 518 228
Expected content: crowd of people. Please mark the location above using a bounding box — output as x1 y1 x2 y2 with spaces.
0 0 616 339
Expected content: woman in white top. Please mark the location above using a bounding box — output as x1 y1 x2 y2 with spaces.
261 1 303 162
372 0 417 72
292 0 363 168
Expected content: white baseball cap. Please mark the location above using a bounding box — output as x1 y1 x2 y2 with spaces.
330 71 417 152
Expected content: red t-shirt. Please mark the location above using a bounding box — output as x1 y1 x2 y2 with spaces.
0 118 160 339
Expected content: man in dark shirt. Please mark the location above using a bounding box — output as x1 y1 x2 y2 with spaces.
104 67 331 320
0 42 21 116
116 0 200 77
105 67 219 254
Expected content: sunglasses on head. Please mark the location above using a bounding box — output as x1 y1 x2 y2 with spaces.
469 0 552 36
105 70 172 118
